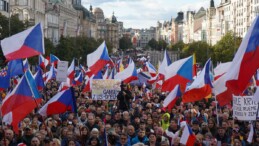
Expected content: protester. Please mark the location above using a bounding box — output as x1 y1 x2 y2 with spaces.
1 58 259 146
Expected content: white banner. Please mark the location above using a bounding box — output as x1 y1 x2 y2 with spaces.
56 61 68 82
233 96 258 121
92 79 121 100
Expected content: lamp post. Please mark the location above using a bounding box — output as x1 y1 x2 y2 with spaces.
77 57 82 66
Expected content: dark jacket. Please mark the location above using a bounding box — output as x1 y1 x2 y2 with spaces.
117 90 132 111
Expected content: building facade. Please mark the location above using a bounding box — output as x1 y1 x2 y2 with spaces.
10 0 45 26
0 0 9 17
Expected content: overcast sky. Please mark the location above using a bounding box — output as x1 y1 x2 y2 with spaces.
82 0 220 29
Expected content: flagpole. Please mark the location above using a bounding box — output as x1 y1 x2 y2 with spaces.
214 96 220 126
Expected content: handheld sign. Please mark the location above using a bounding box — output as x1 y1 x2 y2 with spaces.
233 96 258 121
92 79 121 100
56 61 68 82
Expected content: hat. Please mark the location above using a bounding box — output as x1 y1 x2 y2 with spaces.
106 112 112 115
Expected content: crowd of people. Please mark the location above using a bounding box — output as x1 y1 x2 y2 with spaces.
0 79 258 146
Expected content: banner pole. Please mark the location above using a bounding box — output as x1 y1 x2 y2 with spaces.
214 96 220 127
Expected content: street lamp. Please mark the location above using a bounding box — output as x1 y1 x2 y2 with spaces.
77 57 82 66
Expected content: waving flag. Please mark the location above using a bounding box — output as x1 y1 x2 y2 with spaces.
1 70 42 133
8 59 24 77
23 59 29 72
79 64 87 74
82 75 92 93
0 67 10 90
39 55 49 69
87 42 110 76
38 88 76 116
45 65 56 84
74 72 83 85
116 57 124 72
1 23 44 60
163 85 181 110
115 61 138 84
103 69 109 79
50 54 60 65
146 61 157 77
180 125 196 146
214 62 231 81
93 71 103 79
108 68 116 79
58 78 71 92
158 50 171 80
182 59 213 103
67 59 75 81
33 69 44 91
162 56 193 92
225 16 259 94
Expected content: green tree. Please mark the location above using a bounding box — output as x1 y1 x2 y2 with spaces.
213 31 242 63
181 41 212 65
148 38 158 50
170 41 185 51
158 39 167 50
119 36 132 50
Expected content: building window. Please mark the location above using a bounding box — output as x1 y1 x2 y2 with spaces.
0 0 4 11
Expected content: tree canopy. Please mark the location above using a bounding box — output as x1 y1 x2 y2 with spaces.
119 36 132 50
212 31 242 63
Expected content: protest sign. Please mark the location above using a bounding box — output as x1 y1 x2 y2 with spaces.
92 79 121 100
233 96 258 121
56 61 68 82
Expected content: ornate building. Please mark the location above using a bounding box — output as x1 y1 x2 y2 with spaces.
73 1 97 39
9 0 45 26
171 12 184 44
93 7 106 39
93 8 122 50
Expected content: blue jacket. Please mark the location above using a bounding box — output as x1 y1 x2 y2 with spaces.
131 136 149 145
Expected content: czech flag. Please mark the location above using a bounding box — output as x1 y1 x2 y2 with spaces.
33 69 44 91
213 72 233 106
225 16 259 95
87 41 110 76
115 60 138 84
108 68 116 79
180 124 196 146
58 78 71 92
146 61 157 77
45 65 56 84
23 59 29 72
82 75 92 93
214 62 231 81
103 68 109 79
38 87 76 116
1 70 42 133
67 59 75 81
1 23 44 61
74 72 83 85
163 85 181 110
158 50 171 80
39 55 49 69
162 56 193 92
182 59 213 103
50 54 60 65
